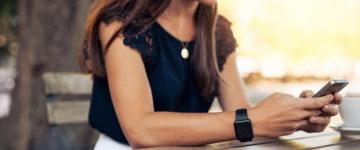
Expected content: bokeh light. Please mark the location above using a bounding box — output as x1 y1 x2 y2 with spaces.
219 0 360 79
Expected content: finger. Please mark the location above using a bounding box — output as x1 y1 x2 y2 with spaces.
309 116 330 125
295 120 310 131
300 94 334 109
300 90 314 98
322 104 338 116
304 124 327 133
297 110 322 120
333 92 342 104
296 120 309 129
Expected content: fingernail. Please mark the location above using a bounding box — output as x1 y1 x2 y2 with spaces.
311 117 317 122
317 111 322 115
324 105 330 109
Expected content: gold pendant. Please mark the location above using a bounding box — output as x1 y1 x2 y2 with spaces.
181 48 189 59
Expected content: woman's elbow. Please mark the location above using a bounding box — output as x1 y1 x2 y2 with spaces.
122 122 162 149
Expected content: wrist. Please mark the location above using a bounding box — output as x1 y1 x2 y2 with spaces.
247 107 267 137
233 109 254 142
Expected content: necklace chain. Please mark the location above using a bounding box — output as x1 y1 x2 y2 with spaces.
163 10 190 59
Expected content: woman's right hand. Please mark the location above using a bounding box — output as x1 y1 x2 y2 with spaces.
248 92 334 137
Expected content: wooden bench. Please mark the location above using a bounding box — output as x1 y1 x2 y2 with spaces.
43 72 93 124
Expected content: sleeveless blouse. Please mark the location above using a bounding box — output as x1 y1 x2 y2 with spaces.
89 16 237 145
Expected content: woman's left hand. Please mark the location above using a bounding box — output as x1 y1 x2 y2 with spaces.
298 90 342 132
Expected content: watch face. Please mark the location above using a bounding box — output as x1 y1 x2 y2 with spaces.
234 120 254 141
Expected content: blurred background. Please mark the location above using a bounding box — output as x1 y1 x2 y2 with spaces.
0 0 359 149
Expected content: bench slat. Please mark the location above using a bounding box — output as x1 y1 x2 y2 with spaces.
43 73 93 95
46 100 90 124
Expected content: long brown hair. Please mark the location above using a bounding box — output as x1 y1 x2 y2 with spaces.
80 0 220 98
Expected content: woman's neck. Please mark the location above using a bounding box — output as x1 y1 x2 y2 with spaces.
156 0 198 42
165 0 199 19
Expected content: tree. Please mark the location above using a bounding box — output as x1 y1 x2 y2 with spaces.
0 0 97 149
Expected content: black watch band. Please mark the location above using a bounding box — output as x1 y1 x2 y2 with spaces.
236 109 249 121
234 109 254 142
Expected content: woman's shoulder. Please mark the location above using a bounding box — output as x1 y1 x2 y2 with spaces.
99 20 155 71
99 21 123 48
216 15 232 30
215 15 237 49
215 15 237 70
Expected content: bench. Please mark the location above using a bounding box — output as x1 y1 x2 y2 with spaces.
43 72 93 124
41 72 98 149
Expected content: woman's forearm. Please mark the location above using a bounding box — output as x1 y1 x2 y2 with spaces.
122 111 237 148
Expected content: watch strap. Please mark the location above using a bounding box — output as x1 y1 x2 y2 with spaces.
234 108 254 142
235 109 249 121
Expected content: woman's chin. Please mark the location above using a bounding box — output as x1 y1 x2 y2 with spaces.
198 0 217 6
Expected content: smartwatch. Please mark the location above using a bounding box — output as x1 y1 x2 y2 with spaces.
233 108 254 142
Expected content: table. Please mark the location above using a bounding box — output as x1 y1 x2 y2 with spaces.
143 117 360 150
143 129 360 150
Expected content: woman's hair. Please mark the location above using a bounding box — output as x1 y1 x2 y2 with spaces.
80 0 226 98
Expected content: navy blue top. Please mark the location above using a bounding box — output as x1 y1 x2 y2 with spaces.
89 17 237 145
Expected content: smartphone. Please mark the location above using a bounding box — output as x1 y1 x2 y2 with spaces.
313 79 349 98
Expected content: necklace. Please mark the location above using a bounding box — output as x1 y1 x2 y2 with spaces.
164 11 190 59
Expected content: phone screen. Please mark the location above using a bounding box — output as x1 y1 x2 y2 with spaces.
313 80 349 98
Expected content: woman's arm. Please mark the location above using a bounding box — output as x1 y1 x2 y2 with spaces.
108 44 236 145
100 22 334 149
101 22 236 148
218 52 251 111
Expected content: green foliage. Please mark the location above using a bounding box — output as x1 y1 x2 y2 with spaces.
0 0 17 56
0 0 16 17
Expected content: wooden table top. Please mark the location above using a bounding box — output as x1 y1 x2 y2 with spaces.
143 117 360 150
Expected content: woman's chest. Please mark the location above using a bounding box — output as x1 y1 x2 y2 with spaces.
147 46 193 111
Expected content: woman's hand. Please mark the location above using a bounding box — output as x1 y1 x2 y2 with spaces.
298 90 342 132
248 92 334 137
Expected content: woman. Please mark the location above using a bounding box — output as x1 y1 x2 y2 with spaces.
80 0 341 149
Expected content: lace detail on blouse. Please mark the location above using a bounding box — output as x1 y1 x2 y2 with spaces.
122 24 155 72
216 16 238 71
121 15 237 73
